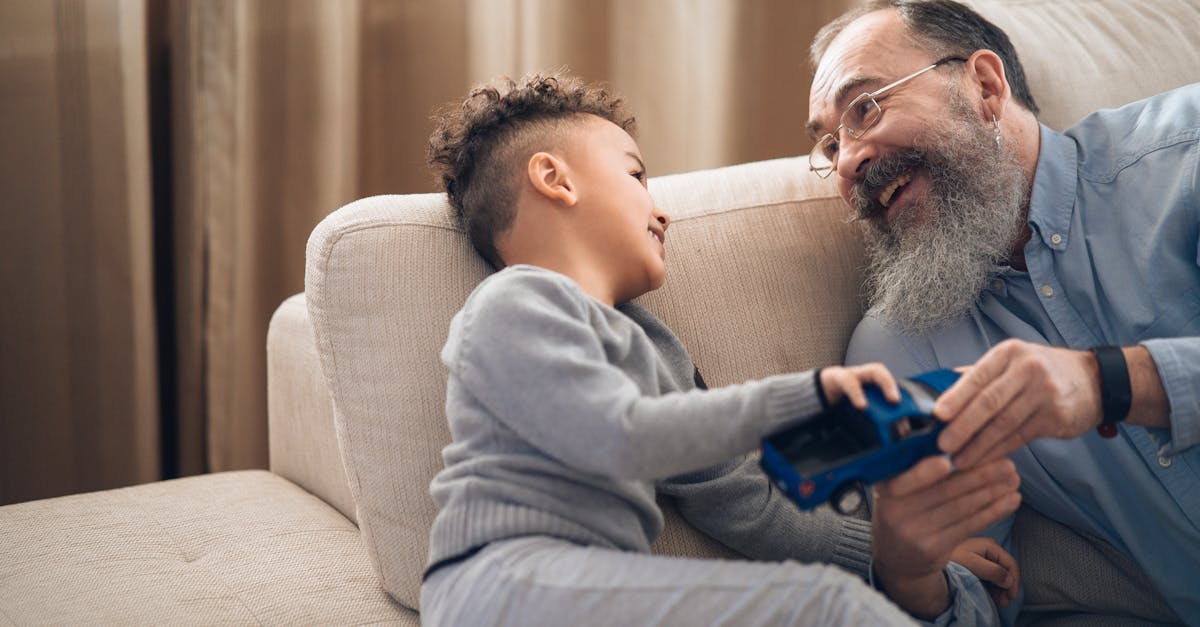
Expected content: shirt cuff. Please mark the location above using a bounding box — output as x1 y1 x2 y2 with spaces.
1141 338 1200 454
761 371 826 434
830 515 873 579
922 562 999 627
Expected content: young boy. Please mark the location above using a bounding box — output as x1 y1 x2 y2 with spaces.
421 72 1015 625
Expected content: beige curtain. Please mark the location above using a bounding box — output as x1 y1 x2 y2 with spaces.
1 0 159 504
1 0 854 502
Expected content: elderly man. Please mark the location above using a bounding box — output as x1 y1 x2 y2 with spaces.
807 0 1199 623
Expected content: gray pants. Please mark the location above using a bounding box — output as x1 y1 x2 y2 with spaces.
420 536 917 626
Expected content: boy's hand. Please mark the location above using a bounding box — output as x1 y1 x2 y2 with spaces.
951 537 1020 608
819 363 901 409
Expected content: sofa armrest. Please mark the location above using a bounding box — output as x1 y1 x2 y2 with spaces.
267 293 357 523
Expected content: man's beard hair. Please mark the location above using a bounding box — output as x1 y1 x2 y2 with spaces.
854 96 1029 334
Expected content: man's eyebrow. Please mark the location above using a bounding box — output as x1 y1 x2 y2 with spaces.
807 75 884 138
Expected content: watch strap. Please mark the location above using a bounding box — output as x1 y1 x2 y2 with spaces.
1091 346 1131 438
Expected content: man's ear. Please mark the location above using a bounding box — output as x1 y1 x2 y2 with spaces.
527 151 577 206
966 49 1011 121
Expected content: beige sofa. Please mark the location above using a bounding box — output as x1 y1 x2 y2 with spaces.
3 0 1198 624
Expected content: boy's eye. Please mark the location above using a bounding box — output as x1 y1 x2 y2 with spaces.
631 170 646 182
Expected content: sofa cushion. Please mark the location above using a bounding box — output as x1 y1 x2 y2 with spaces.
305 157 860 610
267 293 358 523
0 470 415 625
968 0 1200 131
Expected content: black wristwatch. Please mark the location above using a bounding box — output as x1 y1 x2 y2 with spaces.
1091 346 1131 438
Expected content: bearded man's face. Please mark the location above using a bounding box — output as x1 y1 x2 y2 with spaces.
853 93 1029 333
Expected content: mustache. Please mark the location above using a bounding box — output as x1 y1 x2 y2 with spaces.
849 149 929 221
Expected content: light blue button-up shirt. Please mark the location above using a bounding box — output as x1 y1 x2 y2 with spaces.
846 83 1200 624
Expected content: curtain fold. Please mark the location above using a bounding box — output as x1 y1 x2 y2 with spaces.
2 0 854 500
1 0 159 504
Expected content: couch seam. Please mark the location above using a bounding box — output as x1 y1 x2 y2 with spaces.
666 195 847 223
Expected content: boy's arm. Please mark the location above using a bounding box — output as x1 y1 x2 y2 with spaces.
453 270 824 481
657 456 874 578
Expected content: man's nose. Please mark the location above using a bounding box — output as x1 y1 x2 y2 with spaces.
835 132 878 181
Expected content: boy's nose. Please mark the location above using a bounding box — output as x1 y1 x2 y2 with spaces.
654 208 670 230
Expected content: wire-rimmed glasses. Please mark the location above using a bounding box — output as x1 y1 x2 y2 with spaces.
809 56 966 178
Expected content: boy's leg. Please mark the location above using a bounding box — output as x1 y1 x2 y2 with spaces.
421 536 917 626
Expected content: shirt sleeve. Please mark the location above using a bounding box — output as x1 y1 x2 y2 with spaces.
922 562 1005 627
450 270 825 481
1142 337 1200 454
657 455 874 579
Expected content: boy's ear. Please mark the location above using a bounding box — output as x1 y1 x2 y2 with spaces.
527 151 577 206
967 49 1010 121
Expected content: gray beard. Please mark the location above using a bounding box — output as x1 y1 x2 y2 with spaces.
855 105 1029 334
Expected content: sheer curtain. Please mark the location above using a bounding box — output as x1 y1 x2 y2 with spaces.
0 0 853 503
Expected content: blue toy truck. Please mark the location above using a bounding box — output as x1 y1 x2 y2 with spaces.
760 369 960 514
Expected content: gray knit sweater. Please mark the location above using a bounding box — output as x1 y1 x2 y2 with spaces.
426 265 873 578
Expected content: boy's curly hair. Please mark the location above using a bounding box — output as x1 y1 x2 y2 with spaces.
428 72 636 269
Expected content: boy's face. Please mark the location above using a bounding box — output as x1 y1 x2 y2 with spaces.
568 117 670 303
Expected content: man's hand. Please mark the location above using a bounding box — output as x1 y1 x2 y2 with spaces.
872 456 1021 619
951 537 1020 609
933 339 1105 468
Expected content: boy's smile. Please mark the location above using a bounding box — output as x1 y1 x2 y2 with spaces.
566 116 671 304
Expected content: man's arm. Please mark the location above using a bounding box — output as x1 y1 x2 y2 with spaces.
846 315 1018 624
933 339 1184 469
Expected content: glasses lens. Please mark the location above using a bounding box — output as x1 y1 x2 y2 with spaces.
843 96 881 137
809 136 835 176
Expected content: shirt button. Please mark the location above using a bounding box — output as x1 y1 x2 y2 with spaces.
1159 454 1173 468
991 280 1003 291
1050 233 1063 245
1041 285 1054 297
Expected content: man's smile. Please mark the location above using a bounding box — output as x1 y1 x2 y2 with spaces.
879 171 913 209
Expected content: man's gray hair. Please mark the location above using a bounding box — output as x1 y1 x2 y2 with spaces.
811 0 1039 116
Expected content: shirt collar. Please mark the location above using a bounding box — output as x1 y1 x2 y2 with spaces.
1026 123 1078 252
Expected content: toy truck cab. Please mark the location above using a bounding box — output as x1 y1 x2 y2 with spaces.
760 369 959 514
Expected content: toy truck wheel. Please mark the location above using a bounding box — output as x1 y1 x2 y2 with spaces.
831 481 866 515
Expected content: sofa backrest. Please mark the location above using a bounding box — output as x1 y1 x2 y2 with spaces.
304 0 1200 612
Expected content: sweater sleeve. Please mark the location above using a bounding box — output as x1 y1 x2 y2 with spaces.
450 269 824 481
657 455 874 579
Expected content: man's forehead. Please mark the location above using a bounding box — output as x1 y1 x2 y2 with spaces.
808 9 924 135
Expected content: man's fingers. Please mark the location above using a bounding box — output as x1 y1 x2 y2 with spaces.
937 361 1026 454
951 396 1037 468
955 426 1034 469
876 455 953 498
920 462 1020 540
935 491 1022 556
935 344 1014 419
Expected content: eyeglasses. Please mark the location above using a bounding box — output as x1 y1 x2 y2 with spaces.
809 56 966 178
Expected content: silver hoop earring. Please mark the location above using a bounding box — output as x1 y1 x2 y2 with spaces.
993 114 1001 149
